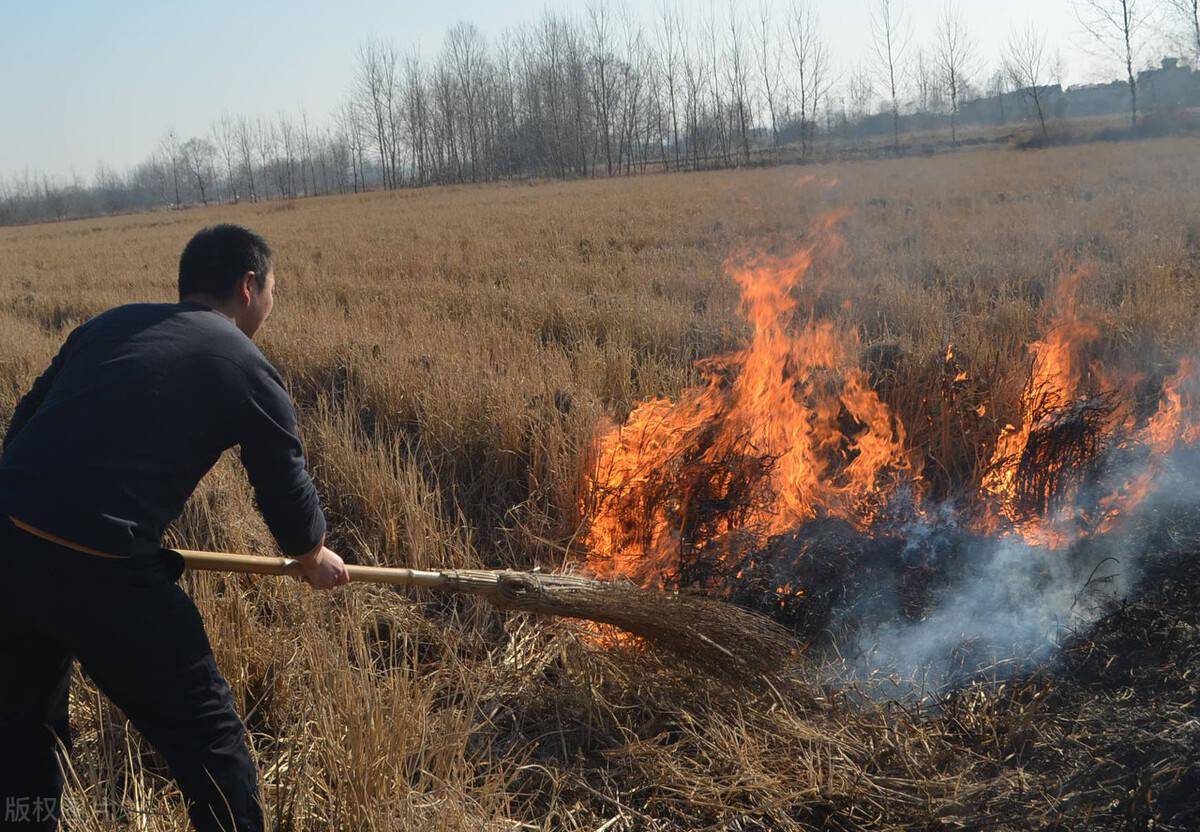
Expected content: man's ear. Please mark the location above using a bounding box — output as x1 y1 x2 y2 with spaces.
240 271 256 305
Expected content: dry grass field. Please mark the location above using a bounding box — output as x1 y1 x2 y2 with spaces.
2 137 1199 830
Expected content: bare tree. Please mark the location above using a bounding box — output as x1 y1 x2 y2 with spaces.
988 68 1009 124
211 115 241 203
1169 0 1200 60
327 123 351 193
935 2 975 144
401 51 430 185
656 2 684 170
1075 0 1153 127
93 162 126 213
446 22 488 182
586 1 619 175
385 56 407 186
563 20 592 176
234 116 258 201
277 113 300 198
430 57 459 182
725 0 754 163
299 108 317 197
180 136 217 205
869 0 911 152
1051 49 1068 90
617 8 649 173
912 46 935 114
356 40 386 187
158 129 182 206
785 0 831 160
254 118 281 199
1004 23 1052 136
753 0 782 150
643 26 671 171
336 100 367 192
701 3 730 164
530 12 572 178
356 39 402 188
315 127 332 194
848 64 876 123
680 9 706 167
493 33 520 178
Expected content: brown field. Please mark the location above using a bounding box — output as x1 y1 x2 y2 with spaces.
2 138 1199 830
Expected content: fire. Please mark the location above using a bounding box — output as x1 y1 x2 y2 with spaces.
581 220 1200 592
1092 356 1200 532
977 270 1117 545
1142 356 1200 452
582 222 915 585
977 270 1197 547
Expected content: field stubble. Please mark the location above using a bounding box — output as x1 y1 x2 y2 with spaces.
1 138 1199 829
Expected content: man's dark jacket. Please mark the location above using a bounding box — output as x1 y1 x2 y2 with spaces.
0 302 326 558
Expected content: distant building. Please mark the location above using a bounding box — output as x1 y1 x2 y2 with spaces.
949 56 1200 130
1063 80 1130 117
829 55 1198 145
1138 57 1200 110
958 84 1064 127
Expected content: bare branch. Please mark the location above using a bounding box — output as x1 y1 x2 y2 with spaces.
1073 0 1155 126
1004 22 1053 136
869 0 911 151
935 2 977 144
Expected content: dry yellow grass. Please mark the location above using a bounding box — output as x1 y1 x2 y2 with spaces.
2 137 1199 830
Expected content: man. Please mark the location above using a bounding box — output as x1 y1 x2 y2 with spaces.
0 224 349 832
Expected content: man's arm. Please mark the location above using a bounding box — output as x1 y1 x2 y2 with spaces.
236 361 348 588
237 362 328 557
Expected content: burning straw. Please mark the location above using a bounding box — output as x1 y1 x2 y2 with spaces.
575 228 1200 684
999 391 1119 521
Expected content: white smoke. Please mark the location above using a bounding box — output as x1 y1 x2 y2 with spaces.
847 448 1199 695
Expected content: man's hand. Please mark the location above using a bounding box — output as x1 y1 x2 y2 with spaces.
294 542 350 590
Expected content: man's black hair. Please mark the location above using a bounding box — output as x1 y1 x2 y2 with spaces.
178 224 273 301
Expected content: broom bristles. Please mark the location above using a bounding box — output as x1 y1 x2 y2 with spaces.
446 569 800 682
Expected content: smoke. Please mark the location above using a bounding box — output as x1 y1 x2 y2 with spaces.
847 447 1200 695
852 533 1111 693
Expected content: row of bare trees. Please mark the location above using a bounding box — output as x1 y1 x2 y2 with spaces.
156 110 363 207
4 0 1198 225
347 3 842 189
1 107 369 225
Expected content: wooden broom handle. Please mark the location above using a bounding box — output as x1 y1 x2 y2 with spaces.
175 549 451 589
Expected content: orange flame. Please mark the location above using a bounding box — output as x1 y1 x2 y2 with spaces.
978 270 1106 544
1142 356 1200 452
978 269 1195 547
1093 356 1200 531
583 223 914 584
582 224 1200 592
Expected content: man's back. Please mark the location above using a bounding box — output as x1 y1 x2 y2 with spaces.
0 301 325 558
0 224 347 832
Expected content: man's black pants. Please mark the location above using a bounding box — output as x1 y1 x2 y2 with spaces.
0 518 262 831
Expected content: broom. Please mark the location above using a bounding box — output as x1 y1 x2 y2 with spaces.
176 549 797 682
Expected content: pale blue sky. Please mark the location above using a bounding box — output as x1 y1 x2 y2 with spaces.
0 1 1125 180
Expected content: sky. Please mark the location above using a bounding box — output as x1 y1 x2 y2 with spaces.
0 0 1156 181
